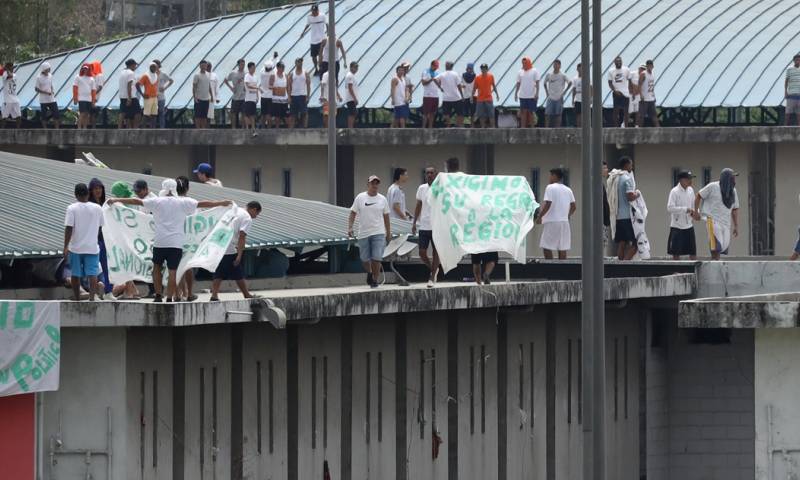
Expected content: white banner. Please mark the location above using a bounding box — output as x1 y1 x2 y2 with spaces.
102 203 237 284
428 173 539 273
0 301 60 397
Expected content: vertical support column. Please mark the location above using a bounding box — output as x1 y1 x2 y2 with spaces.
497 315 508 480
341 320 353 480
287 326 299 480
395 319 407 480
336 145 355 207
172 330 186 480
231 326 243 480
546 310 556 480
748 142 775 255
447 315 458 480
467 144 494 175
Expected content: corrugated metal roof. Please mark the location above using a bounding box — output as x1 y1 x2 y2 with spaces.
7 0 800 110
0 151 411 259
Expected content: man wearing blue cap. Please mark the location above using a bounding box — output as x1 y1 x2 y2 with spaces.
194 162 223 187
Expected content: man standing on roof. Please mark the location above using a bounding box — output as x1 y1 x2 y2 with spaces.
225 59 246 129
439 61 464 127
639 60 658 127
36 62 59 129
89 61 104 128
572 63 589 127
695 168 739 260
320 68 342 127
348 175 391 288
608 56 632 127
300 4 327 75
474 63 499 128
628 64 644 127
342 61 359 128
64 183 105 301
319 36 346 81
413 166 440 288
206 61 220 125
515 57 540 128
537 167 576 260
244 61 260 136
287 58 311 128
118 58 140 129
210 201 263 301
73 65 96 130
667 170 698 260
260 59 276 128
608 156 639 260
137 62 159 128
786 54 800 126
194 162 223 187
270 61 289 128
421 60 442 129
391 65 410 128
462 63 477 125
153 59 173 128
108 179 232 302
543 59 571 128
192 60 212 129
387 167 412 220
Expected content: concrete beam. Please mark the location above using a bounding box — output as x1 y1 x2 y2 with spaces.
3 127 800 147
60 274 695 327
679 293 800 328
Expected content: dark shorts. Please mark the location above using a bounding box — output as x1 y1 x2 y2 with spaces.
441 100 462 117
120 98 141 119
519 97 537 111
346 100 357 116
471 251 499 265
394 104 410 119
422 96 439 114
319 61 340 80
214 254 245 280
290 95 308 115
418 229 434 250
612 94 629 110
271 101 288 118
152 247 182 270
614 218 636 243
78 101 93 114
463 98 476 117
41 102 59 119
194 99 210 118
244 100 257 116
667 227 696 256
574 101 582 114
231 99 245 115
261 97 272 115
641 100 657 119
310 42 322 59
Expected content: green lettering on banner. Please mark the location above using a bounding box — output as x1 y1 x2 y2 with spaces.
14 302 34 329
133 237 148 255
449 224 460 246
478 221 492 241
510 176 522 188
45 324 60 344
12 353 33 392
491 176 509 191
0 302 7 329
430 178 444 199
0 367 8 384
210 228 233 248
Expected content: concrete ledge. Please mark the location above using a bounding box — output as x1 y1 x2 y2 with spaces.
679 292 800 328
3 126 800 147
60 273 695 327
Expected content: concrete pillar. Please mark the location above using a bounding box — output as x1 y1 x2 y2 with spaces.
748 143 775 255
467 145 494 175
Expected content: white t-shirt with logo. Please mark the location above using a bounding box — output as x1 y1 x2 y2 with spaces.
226 207 253 255
3 72 18 104
64 202 104 254
118 68 136 99
439 70 463 102
542 182 575 223
142 196 199 249
415 183 433 230
307 14 327 44
386 183 406 220
350 192 389 238
343 71 358 103
421 70 440 98
36 74 55 104
74 76 96 102
608 66 631 98
641 71 655 102
517 68 541 99
244 72 260 102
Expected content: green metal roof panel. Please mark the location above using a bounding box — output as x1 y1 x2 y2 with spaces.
0 152 411 260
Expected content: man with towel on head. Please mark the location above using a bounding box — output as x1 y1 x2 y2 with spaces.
695 168 740 260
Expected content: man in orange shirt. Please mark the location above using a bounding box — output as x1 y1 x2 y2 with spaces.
474 63 499 128
137 62 159 128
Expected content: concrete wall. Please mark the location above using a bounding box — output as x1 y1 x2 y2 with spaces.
775 144 800 256
696 261 800 298
754 329 800 480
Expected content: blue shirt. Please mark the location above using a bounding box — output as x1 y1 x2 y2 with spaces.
617 173 633 219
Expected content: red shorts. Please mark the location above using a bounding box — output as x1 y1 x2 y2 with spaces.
422 97 439 114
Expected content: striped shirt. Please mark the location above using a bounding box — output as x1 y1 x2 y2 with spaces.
786 66 800 96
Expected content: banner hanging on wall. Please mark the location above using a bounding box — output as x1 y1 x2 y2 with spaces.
0 301 60 397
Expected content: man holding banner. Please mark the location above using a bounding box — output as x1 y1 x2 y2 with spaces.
210 201 262 301
108 179 232 302
413 166 441 288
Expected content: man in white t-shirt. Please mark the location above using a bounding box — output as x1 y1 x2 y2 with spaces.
412 167 440 288
536 168 576 259
639 59 659 127
571 62 590 128
300 4 327 74
695 168 739 260
73 65 97 129
2 62 21 128
108 178 232 302
260 59 275 128
36 62 60 129
193 162 223 187
348 175 391 288
342 61 360 128
421 60 442 129
514 57 540 128
387 167 412 220
118 58 140 129
210 201 262 301
64 183 105 301
628 65 644 125
439 61 464 127
543 59 572 128
320 69 342 127
607 56 632 127
243 61 260 136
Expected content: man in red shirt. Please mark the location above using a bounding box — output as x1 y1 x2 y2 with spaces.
473 63 499 128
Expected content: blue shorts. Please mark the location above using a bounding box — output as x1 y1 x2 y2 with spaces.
69 252 100 278
290 95 307 115
545 98 564 116
394 104 410 119
358 234 385 262
520 97 537 111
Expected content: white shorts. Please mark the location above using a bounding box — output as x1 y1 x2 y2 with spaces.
540 221 571 251
2 102 20 119
629 95 640 113
208 98 215 120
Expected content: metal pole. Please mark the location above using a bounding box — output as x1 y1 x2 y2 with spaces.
579 1 594 480
327 0 337 205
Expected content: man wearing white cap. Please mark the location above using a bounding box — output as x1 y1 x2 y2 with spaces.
260 60 275 128
35 62 59 129
348 175 391 288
